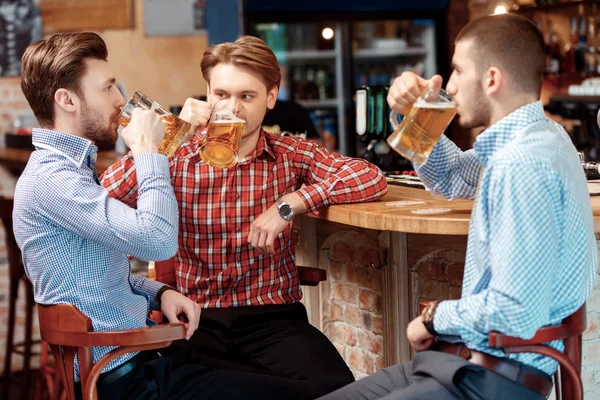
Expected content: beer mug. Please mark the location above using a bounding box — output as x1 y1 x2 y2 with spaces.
387 87 456 164
118 91 194 157
199 100 246 168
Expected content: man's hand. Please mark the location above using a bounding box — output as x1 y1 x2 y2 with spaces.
160 289 201 340
248 193 307 255
407 315 435 352
179 97 212 132
248 202 290 255
121 108 165 155
387 72 443 117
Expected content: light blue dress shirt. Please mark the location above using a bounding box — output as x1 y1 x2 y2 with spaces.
13 128 178 377
415 101 597 375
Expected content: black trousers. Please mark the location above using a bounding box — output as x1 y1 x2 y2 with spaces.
317 350 548 400
94 302 354 400
167 302 355 396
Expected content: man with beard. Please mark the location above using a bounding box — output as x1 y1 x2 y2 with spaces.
13 32 327 400
317 14 597 400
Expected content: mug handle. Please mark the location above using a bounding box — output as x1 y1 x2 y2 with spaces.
389 110 401 132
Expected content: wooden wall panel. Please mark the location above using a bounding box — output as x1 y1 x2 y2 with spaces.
41 0 133 32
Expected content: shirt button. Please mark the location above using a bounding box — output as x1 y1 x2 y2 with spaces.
236 193 240 199
236 226 241 232
232 286 237 293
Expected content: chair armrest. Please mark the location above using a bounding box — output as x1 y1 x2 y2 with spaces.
40 323 186 347
298 266 327 286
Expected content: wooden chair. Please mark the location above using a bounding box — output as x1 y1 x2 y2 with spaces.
419 301 586 400
0 197 38 400
37 303 186 400
489 305 586 400
150 258 327 288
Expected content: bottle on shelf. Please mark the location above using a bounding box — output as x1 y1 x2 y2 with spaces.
576 16 587 73
293 67 306 100
315 66 329 100
595 18 600 75
548 30 561 76
304 66 319 100
563 17 578 74
586 17 597 76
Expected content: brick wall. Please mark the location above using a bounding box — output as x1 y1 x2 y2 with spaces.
320 231 385 380
0 77 33 138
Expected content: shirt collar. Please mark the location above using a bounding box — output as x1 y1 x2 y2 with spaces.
239 129 276 165
31 128 97 169
473 101 545 165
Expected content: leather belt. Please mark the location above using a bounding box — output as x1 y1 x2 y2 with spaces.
434 342 553 397
98 350 162 386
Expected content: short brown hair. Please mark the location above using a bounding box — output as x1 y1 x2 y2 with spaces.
21 32 108 128
201 35 281 91
455 14 545 95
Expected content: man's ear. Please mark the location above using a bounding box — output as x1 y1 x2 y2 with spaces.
484 67 503 97
267 85 278 110
54 88 79 114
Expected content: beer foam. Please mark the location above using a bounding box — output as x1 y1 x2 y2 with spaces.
414 100 455 109
213 119 245 124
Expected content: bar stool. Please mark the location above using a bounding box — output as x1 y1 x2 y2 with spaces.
0 197 38 400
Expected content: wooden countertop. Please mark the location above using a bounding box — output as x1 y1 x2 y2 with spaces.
312 185 600 235
4 147 600 235
0 147 123 175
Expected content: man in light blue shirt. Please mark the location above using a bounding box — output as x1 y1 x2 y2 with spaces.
14 32 323 400
320 13 597 400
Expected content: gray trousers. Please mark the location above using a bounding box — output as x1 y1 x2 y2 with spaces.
317 350 548 400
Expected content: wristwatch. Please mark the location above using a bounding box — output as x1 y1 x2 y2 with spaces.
421 301 439 336
276 198 295 222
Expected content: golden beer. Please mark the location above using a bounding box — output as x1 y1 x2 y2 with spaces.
200 120 245 168
387 100 456 164
118 114 192 157
118 91 193 157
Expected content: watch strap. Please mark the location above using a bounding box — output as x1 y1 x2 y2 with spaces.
155 285 177 307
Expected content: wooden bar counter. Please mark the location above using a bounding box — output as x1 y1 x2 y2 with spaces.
295 184 600 368
0 147 123 176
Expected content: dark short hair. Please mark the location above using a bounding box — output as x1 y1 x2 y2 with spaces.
455 14 545 96
21 32 108 128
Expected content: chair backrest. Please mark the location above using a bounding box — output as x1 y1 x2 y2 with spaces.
0 197 25 281
153 258 177 287
489 305 586 400
38 304 94 400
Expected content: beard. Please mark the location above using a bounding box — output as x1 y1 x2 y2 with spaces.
457 85 492 130
80 101 120 144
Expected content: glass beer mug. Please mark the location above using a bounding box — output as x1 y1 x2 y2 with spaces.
199 100 246 168
118 91 194 157
387 87 456 165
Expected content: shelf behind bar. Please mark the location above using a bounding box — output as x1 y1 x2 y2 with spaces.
296 98 341 108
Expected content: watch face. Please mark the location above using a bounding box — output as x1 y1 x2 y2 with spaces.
279 204 292 217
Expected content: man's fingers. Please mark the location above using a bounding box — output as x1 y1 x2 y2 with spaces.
428 75 443 91
257 231 268 254
266 233 275 255
162 307 179 324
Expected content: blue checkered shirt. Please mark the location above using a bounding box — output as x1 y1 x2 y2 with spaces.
415 101 597 375
12 129 178 378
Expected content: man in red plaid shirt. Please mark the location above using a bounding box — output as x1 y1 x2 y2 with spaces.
102 36 387 398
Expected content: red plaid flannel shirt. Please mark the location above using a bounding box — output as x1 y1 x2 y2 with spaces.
101 130 387 307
